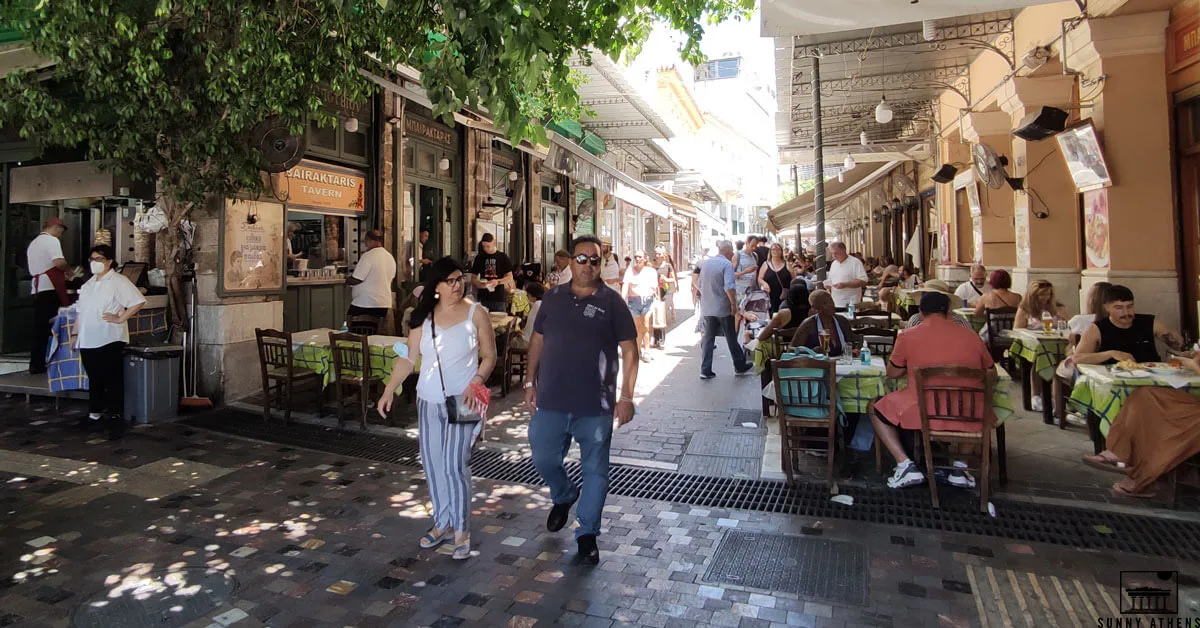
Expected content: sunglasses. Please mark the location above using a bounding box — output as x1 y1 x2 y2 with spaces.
573 254 601 266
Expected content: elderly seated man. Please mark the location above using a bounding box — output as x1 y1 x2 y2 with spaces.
954 264 991 307
1073 284 1186 365
872 291 996 489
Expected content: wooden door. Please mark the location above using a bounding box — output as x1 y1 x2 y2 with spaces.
1180 155 1200 339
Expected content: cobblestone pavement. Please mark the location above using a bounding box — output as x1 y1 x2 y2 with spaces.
3 396 1200 628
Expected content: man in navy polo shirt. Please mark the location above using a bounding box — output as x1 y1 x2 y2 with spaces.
525 234 639 565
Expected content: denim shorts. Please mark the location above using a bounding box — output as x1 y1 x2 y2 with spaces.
627 296 655 316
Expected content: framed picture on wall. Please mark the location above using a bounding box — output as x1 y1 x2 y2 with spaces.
219 198 285 297
1083 188 1111 268
1055 122 1112 192
964 182 982 218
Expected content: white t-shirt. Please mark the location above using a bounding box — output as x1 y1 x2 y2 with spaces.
826 256 869 308
26 233 65 294
601 255 621 282
551 265 573 286
75 271 146 349
523 300 542 343
350 246 397 308
954 280 991 306
623 266 659 298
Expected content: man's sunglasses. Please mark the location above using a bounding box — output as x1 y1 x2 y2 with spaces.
573 254 601 266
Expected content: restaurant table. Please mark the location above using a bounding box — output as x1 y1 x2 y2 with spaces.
769 354 1016 483
896 289 918 316
1003 328 1069 425
489 312 517 332
954 308 987 332
1070 364 1200 453
507 290 530 317
290 328 406 386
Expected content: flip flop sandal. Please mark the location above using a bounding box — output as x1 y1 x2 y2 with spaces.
1081 455 1126 474
452 538 471 560
1111 482 1156 499
419 528 452 549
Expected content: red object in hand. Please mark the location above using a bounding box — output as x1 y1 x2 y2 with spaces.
466 382 491 418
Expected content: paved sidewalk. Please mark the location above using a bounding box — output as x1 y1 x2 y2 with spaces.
2 396 1200 628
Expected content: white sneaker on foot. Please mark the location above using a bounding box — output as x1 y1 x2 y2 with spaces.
1031 396 1044 412
887 460 926 489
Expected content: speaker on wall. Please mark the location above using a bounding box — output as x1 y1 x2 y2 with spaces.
1012 106 1069 141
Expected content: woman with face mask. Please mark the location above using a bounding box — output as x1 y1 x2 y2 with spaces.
73 244 146 439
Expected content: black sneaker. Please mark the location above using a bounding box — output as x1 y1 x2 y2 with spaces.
106 414 126 440
547 495 577 532
700 372 716 380
576 534 600 565
734 364 754 375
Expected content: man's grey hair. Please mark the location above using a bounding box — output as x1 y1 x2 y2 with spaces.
829 241 847 252
971 263 987 274
716 240 734 252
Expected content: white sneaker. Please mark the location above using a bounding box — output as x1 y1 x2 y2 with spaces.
1031 397 1044 412
947 469 977 489
887 460 926 489
1066 412 1087 427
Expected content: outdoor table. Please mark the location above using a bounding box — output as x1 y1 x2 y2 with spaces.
1003 328 1069 425
896 289 918 316
290 328 405 386
507 290 530 317
489 312 517 332
954 308 986 332
769 353 1015 483
1070 364 1200 454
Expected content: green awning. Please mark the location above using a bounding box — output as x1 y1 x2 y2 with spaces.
580 131 605 156
0 28 21 45
546 120 584 141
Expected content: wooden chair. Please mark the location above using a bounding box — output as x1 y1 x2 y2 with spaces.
856 326 896 361
850 315 892 331
329 331 384 430
772 356 839 491
760 327 797 417
500 321 529 398
914 366 995 513
984 307 1018 373
255 328 322 424
348 315 381 336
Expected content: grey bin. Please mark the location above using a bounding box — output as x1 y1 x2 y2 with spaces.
123 344 183 424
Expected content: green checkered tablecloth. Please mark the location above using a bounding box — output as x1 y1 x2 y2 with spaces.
290 329 405 386
896 290 918 310
1004 328 1068 382
774 354 1015 423
954 308 986 332
1069 364 1200 437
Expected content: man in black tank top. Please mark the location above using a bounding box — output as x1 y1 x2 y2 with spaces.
1073 284 1187 365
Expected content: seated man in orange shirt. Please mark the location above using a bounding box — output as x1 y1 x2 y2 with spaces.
872 292 996 489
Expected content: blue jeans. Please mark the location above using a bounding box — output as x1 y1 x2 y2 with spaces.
700 315 749 376
529 410 612 538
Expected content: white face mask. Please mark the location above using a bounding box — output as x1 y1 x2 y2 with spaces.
90 261 107 275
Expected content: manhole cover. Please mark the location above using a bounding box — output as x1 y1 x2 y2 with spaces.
729 408 763 428
703 530 867 605
71 567 238 628
685 430 765 458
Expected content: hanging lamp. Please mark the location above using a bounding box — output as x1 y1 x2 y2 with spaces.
843 154 856 170
875 96 893 124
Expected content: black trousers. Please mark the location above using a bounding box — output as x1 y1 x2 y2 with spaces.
347 305 389 318
30 291 61 373
80 342 126 416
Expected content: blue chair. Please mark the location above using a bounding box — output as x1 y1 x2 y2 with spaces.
772 356 838 490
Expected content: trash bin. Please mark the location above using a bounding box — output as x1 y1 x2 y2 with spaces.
124 343 183 424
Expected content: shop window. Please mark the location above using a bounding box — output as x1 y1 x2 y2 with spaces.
695 57 741 81
416 148 436 175
308 119 338 152
343 124 369 159
404 143 415 170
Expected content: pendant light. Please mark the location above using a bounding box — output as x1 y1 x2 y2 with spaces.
837 172 845 183
922 20 937 42
860 130 868 145
875 96 893 124
843 154 856 170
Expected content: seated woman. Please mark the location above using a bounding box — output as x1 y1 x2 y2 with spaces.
789 289 859 357
756 281 811 415
1052 281 1111 423
974 269 1023 345
1016 279 1070 328
1082 355 1200 498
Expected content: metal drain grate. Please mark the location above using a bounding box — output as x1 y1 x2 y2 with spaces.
729 408 763 428
184 408 1200 562
704 531 867 605
71 568 238 628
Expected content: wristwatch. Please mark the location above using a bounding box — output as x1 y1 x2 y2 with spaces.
523 382 535 390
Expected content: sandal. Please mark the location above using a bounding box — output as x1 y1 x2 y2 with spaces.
1082 453 1126 474
1111 481 1156 499
452 534 471 560
419 527 452 549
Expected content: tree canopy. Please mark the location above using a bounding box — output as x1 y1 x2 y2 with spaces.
0 0 752 209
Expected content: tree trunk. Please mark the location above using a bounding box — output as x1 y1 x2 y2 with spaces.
160 195 190 331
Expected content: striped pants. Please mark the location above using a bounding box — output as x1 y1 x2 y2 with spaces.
417 399 479 531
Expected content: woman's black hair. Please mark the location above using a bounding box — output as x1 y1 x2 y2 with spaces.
786 280 810 322
409 256 465 330
525 282 545 300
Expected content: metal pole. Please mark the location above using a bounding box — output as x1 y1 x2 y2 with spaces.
792 164 799 197
811 55 828 282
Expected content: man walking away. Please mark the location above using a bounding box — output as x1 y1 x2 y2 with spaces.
345 229 397 320
525 234 638 565
696 240 752 380
27 217 69 374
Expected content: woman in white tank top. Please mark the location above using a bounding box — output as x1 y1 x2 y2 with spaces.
379 258 497 560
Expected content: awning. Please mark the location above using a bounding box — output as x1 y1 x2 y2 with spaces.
547 134 669 218
768 161 900 230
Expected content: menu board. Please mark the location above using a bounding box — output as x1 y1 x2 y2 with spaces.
222 198 284 295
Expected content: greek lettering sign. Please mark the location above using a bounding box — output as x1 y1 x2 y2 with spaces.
272 160 366 215
1170 15 1200 73
405 116 455 146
